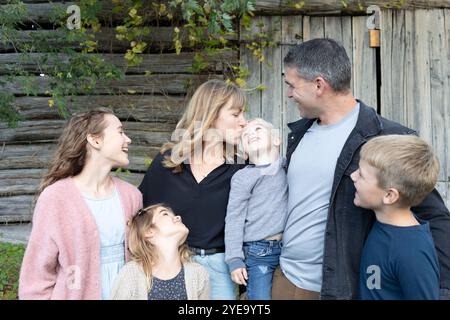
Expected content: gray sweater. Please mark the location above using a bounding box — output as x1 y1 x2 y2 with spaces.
224 157 288 272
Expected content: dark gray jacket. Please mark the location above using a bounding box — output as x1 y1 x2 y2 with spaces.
286 101 450 299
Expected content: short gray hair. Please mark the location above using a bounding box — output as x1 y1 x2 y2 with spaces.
283 38 351 93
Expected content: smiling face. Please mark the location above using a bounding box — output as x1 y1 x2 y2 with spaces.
350 159 387 210
284 66 320 119
148 206 189 245
95 114 132 168
241 119 278 159
212 98 247 146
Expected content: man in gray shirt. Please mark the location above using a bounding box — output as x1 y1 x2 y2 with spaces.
225 118 288 300
273 38 450 300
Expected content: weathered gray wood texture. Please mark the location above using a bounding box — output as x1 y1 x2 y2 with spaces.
380 9 450 209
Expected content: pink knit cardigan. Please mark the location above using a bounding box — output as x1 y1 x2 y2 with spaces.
19 176 142 300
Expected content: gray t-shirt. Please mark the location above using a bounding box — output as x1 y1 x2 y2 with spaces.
225 157 288 272
281 103 360 292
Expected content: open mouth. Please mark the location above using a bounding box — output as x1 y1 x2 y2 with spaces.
122 148 129 154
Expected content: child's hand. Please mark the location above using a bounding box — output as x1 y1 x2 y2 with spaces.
231 267 248 286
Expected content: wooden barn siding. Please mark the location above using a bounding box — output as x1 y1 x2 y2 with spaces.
381 9 450 209
0 0 233 223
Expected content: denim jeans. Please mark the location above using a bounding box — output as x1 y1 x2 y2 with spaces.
243 240 282 300
193 252 237 300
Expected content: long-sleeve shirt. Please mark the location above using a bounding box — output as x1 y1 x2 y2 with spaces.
225 157 288 272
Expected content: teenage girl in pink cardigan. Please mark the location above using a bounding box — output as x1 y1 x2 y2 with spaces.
19 108 142 300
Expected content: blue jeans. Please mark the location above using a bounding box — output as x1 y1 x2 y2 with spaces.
193 252 237 300
243 240 282 300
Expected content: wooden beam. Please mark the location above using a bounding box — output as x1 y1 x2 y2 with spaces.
255 1 450 14
0 120 175 146
13 95 187 122
0 195 34 223
0 143 161 172
0 27 188 52
0 52 237 75
2 1 449 21
1 74 222 95
0 168 144 196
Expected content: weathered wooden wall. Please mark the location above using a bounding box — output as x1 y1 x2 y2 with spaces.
381 9 450 209
0 0 232 224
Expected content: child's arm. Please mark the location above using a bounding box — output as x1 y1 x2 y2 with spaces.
18 198 59 299
225 170 252 278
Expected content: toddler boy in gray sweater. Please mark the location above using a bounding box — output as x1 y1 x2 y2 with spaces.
225 118 288 300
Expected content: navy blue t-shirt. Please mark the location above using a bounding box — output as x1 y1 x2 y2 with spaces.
359 218 440 300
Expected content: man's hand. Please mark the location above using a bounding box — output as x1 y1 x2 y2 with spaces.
231 267 248 286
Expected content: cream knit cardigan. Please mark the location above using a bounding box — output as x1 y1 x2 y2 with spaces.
111 261 210 300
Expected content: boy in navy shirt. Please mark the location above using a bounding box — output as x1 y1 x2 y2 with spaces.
351 134 440 300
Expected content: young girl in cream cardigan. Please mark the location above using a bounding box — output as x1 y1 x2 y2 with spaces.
19 108 142 300
111 204 210 300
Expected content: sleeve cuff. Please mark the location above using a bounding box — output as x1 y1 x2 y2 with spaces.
227 258 245 273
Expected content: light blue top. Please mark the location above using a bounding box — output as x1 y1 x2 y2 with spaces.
83 187 126 300
281 103 360 292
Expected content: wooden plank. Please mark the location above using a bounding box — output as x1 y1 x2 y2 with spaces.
261 16 283 153
0 195 34 223
0 51 237 75
428 9 448 182
445 9 450 184
14 95 186 122
2 74 222 95
0 168 144 196
252 0 450 14
0 223 31 245
324 16 354 91
281 15 303 156
0 27 194 53
241 16 262 120
0 120 174 145
0 169 43 196
0 143 54 170
0 0 450 22
407 10 432 144
309 17 325 39
380 9 408 123
0 143 160 172
352 16 377 108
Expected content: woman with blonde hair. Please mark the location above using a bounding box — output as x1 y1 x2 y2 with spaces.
139 79 247 299
19 108 142 299
111 204 210 299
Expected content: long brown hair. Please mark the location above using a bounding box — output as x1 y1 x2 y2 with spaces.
161 79 246 171
38 108 114 194
128 204 191 289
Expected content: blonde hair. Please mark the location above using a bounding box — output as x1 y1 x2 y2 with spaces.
360 134 439 207
127 204 191 289
38 108 114 195
161 79 246 172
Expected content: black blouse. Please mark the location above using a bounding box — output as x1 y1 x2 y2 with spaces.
139 152 245 249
